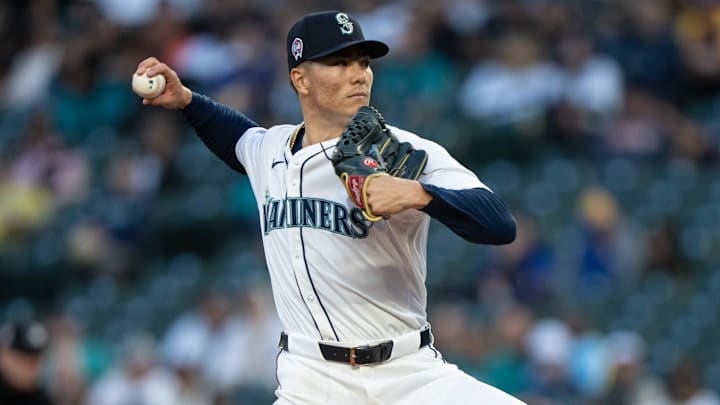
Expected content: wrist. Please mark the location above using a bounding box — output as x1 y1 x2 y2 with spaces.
409 180 432 209
179 87 193 109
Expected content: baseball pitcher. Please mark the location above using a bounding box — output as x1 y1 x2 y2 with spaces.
136 10 525 405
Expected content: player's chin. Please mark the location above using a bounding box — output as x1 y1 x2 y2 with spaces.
346 97 370 112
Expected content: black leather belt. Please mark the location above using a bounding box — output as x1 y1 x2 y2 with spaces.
279 328 431 366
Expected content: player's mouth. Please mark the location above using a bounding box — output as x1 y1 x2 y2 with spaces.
349 92 368 99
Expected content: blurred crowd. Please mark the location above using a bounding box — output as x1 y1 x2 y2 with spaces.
2 284 282 404
2 0 720 404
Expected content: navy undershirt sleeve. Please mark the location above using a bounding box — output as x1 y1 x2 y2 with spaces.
420 184 516 245
180 92 259 174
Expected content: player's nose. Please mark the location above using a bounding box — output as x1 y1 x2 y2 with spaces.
349 62 368 84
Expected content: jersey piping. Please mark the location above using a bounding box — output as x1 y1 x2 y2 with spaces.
298 147 340 341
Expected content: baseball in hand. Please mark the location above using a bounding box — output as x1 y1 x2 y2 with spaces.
132 72 166 99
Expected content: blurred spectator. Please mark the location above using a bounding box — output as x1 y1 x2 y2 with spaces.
11 112 91 206
87 332 180 405
523 318 580 404
0 3 24 82
372 12 460 141
489 213 556 305
0 154 53 248
211 20 279 121
557 31 624 116
488 0 536 33
63 137 155 275
569 186 644 293
2 11 62 111
428 301 486 365
44 313 111 405
643 219 689 276
169 16 277 120
546 31 624 146
602 88 669 158
458 30 562 130
429 9 490 71
94 0 203 27
442 0 491 40
480 303 534 396
475 270 517 316
352 0 411 51
227 285 282 390
602 88 711 161
172 365 212 405
598 330 672 405
525 1 581 45
105 142 162 198
674 0 720 100
50 33 136 143
161 286 252 400
65 220 116 272
566 313 610 399
94 0 163 26
665 358 720 405
129 111 184 194
0 321 53 405
601 0 682 102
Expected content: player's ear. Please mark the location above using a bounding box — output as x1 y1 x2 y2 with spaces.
290 66 310 95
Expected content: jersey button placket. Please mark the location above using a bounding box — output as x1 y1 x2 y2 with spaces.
287 159 300 195
286 153 335 341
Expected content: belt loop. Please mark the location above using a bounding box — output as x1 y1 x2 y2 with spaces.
278 332 288 350
419 328 431 349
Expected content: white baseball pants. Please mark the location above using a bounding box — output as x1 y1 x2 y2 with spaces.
273 345 526 405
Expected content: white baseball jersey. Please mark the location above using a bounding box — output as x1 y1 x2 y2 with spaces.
235 124 487 343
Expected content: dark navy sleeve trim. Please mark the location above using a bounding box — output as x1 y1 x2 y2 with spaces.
180 92 259 174
420 184 516 245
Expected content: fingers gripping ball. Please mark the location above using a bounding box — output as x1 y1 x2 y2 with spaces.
331 106 428 221
132 72 166 99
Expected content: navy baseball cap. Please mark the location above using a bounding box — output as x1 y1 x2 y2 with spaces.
287 11 389 72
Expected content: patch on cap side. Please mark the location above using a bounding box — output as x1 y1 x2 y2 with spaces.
291 37 303 61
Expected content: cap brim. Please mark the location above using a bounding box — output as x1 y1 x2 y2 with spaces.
307 40 389 61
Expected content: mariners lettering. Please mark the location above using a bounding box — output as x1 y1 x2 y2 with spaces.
263 197 369 238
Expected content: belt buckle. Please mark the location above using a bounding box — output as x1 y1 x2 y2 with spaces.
349 345 370 367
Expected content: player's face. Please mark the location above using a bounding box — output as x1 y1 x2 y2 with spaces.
304 47 374 120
